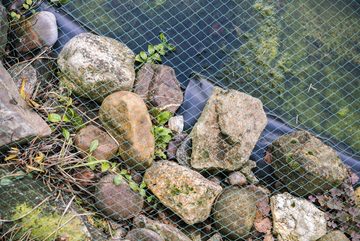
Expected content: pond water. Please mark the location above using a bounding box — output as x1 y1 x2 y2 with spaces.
63 0 360 154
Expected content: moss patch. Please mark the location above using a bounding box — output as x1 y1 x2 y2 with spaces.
12 203 87 241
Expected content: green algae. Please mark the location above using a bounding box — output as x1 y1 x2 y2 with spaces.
11 203 87 241
220 0 360 152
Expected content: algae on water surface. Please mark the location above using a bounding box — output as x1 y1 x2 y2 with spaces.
220 0 360 153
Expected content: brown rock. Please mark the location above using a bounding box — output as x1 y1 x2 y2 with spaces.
190 87 267 171
99 91 155 170
317 231 350 241
125 228 165 241
74 125 118 160
95 174 144 221
144 161 222 225
227 172 247 186
354 186 360 207
134 63 183 113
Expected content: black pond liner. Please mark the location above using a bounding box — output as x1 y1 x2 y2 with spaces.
6 0 358 184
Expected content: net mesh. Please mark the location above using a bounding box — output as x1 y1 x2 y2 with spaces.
0 0 359 240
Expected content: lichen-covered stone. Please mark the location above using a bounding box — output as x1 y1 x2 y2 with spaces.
269 131 348 195
99 91 154 170
190 87 267 171
8 63 38 98
134 63 183 113
95 174 144 221
14 11 58 53
318 231 350 241
125 228 165 241
58 33 135 102
74 125 118 160
0 63 51 147
270 192 327 241
134 215 192 241
355 187 360 207
0 169 92 241
0 3 8 58
144 161 222 225
213 187 257 239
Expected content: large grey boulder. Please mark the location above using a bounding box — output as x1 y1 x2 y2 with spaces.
134 215 192 241
125 228 165 241
0 3 8 58
58 33 135 102
0 64 51 147
190 87 267 171
269 131 348 196
270 193 327 241
144 161 222 225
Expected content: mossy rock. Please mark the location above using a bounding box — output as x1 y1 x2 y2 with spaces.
269 131 348 196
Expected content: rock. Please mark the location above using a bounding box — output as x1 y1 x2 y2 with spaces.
0 3 8 58
190 87 267 171
144 161 222 225
240 160 259 184
8 63 38 98
168 116 184 134
58 33 135 102
354 186 360 207
0 64 51 147
318 231 350 241
213 186 257 239
134 215 192 241
14 11 58 53
73 169 95 187
0 168 96 240
269 131 348 195
125 228 165 241
95 174 144 221
270 192 327 241
74 125 118 160
167 133 187 160
208 233 223 241
99 91 154 170
176 135 192 166
227 171 247 186
134 63 183 113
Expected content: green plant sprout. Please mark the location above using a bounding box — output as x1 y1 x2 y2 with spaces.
135 33 176 66
150 108 173 159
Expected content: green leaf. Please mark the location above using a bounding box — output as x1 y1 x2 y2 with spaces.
147 196 154 202
140 51 148 61
125 174 132 180
129 181 139 192
0 178 13 186
148 44 155 55
10 11 18 18
48 113 62 123
135 54 144 63
61 128 70 140
140 181 147 189
113 175 123 186
159 32 167 42
23 3 29 9
120 169 128 175
156 111 172 125
152 53 162 62
158 44 166 55
139 188 146 197
25 0 33 5
101 162 110 172
166 44 176 51
89 139 99 153
87 156 97 170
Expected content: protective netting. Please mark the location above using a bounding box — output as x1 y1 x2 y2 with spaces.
0 0 359 240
